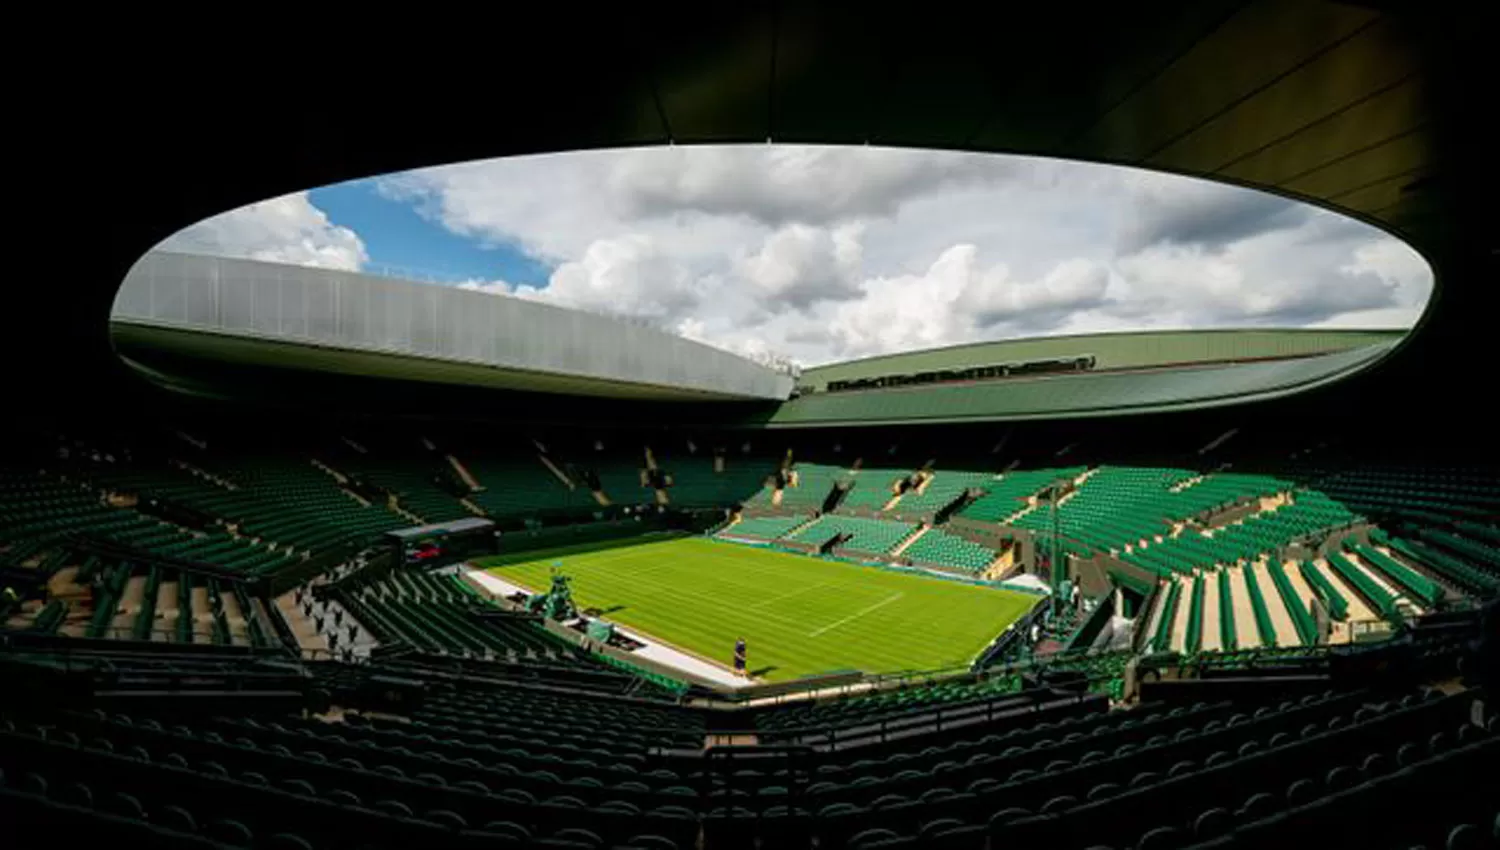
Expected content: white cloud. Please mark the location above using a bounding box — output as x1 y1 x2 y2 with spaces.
607 144 1019 226
158 192 367 271
457 279 513 295
820 247 1113 360
1112 222 1404 327
1341 239 1431 310
165 146 1434 366
737 223 865 309
513 234 704 321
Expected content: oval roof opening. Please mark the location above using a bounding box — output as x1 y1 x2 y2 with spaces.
112 145 1431 414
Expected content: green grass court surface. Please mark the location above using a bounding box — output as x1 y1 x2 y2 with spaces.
475 535 1037 683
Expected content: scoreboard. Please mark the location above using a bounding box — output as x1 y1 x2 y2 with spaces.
385 517 497 568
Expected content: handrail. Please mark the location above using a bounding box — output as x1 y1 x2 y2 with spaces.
67 534 267 588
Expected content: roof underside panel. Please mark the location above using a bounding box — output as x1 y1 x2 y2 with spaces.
801 329 1403 390
112 252 793 402
771 342 1396 427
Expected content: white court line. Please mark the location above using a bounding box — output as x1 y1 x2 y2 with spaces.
748 580 839 611
807 592 906 638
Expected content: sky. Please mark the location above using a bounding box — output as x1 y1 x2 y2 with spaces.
153 145 1432 367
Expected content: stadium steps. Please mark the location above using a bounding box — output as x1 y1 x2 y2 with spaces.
389 500 426 525
727 512 820 541
1151 579 1182 653
909 469 934 495
1169 575 1193 653
217 588 251 646
1309 557 1379 623
338 487 373 509
1139 581 1169 652
1184 574 1206 653
317 596 379 658
1341 549 1412 605
1200 569 1222 651
128 567 160 640
888 525 927 557
274 592 330 654
190 583 215 639
310 458 350 485
1241 562 1280 647
1251 560 1303 647
1325 553 1399 621
1260 560 1308 647
1169 473 1207 492
1226 566 1263 649
167 458 237 490
1298 559 1350 625
105 572 142 614
1370 539 1469 598
780 515 820 538
1282 559 1321 621
152 578 179 642
1346 541 1444 607
1266 559 1319 646
246 595 279 649
56 603 88 637
982 548 1015 580
445 454 481 490
1002 502 1039 524
108 570 139 638
1215 569 1237 651
45 565 87 606
13 599 74 635
537 454 576 490
1380 534 1500 596
172 428 208 450
1338 549 1426 619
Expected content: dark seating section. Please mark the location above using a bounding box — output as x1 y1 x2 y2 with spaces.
322 566 590 666
4 427 1499 849
787 688 1495 850
326 435 475 525
5 431 1497 625
0 471 298 577
1185 729 1499 850
756 673 1030 736
2 545 276 647
1 673 1491 850
0 666 709 849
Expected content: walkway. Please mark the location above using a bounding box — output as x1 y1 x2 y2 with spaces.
466 568 747 689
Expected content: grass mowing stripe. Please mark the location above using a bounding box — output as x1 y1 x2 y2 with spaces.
478 536 1036 682
748 579 841 610
482 533 687 567
807 592 906 637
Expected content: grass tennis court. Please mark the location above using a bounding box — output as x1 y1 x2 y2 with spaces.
475 535 1038 683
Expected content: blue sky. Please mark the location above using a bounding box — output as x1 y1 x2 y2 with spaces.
153 145 1432 365
308 181 551 286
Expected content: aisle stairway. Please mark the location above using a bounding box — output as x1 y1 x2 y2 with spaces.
888 525 927 558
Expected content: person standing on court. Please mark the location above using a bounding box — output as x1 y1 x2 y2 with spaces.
734 637 748 677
